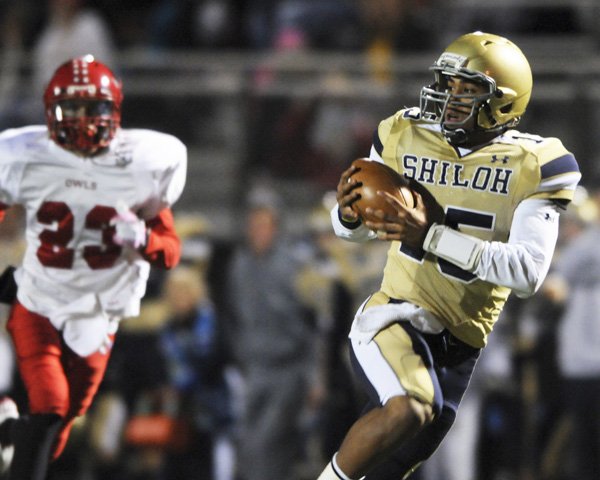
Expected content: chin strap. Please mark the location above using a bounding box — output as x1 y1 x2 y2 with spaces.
444 123 508 147
444 128 467 145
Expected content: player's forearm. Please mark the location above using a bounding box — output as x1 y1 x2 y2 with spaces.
473 239 552 297
424 199 559 297
141 208 181 269
331 205 377 243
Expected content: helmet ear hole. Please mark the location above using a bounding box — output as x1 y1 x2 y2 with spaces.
481 103 497 127
500 103 513 114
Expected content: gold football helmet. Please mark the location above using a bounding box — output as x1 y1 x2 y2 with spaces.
420 32 533 145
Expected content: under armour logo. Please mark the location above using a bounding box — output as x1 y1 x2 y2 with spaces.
491 155 509 164
115 150 133 167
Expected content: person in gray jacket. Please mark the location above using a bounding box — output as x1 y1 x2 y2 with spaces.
543 191 600 480
226 191 318 480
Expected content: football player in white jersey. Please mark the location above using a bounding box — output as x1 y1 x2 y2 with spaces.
0 55 186 479
317 32 581 480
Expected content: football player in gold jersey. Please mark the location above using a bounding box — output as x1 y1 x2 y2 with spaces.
316 32 581 480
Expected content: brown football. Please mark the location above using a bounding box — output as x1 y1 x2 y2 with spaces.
350 158 415 223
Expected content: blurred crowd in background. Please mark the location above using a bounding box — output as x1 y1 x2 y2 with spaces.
1 0 600 479
0 0 594 53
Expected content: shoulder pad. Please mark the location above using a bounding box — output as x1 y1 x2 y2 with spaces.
116 129 187 171
373 109 419 156
510 134 581 202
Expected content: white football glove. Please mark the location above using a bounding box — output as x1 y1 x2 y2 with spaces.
110 201 147 249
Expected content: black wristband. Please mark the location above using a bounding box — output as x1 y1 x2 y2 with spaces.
337 208 362 230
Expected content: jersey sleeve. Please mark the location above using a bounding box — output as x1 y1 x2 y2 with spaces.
133 131 188 219
529 138 581 203
0 128 29 207
372 112 400 157
141 207 181 269
159 137 187 207
472 198 560 297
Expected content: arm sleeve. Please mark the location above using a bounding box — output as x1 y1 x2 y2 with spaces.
369 145 384 163
140 207 181 269
472 198 560 297
330 204 377 242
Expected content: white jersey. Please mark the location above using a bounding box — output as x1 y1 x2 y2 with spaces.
0 125 186 328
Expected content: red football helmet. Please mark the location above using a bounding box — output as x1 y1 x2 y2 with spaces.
44 55 123 157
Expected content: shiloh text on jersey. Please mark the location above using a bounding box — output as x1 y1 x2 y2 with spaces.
402 155 513 195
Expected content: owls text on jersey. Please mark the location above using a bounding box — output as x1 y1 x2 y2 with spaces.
335 107 580 347
0 125 187 328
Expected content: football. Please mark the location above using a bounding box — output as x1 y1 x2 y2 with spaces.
350 158 415 223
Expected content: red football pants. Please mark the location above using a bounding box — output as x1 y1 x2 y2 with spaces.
7 301 113 460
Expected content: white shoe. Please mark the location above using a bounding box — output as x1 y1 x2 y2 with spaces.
0 397 18 474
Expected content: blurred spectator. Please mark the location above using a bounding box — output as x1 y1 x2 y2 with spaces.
0 206 25 397
494 187 593 480
541 189 600 480
159 265 236 480
225 188 318 480
463 191 595 480
242 0 283 50
84 316 170 480
29 0 115 121
0 1 43 127
296 199 366 468
271 0 362 51
358 0 439 52
438 0 588 50
358 0 440 83
0 1 44 49
420 276 530 480
244 1 428 187
193 0 245 49
84 214 229 478
145 0 227 49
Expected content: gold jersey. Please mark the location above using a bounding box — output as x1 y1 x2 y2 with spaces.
375 108 580 347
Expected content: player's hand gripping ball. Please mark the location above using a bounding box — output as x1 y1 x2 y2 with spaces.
349 158 415 223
